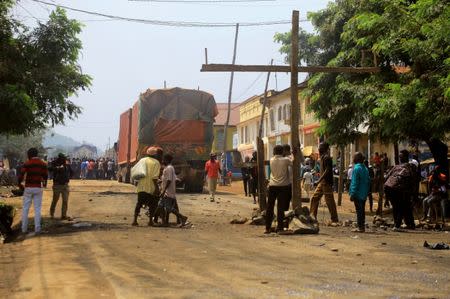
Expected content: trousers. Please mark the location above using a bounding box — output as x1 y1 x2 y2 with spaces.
50 184 69 218
309 182 339 222
22 187 43 233
265 185 291 230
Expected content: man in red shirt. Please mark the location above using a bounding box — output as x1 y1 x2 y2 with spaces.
205 153 221 202
18 148 48 235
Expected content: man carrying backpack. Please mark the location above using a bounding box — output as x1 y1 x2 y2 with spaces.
384 149 417 230
49 153 73 220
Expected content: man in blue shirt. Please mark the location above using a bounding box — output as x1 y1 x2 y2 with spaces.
349 152 370 232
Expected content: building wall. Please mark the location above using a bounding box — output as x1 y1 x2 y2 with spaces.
212 126 236 153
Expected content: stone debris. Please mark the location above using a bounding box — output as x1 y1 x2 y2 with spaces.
286 206 319 235
72 222 92 228
230 217 248 224
423 241 450 250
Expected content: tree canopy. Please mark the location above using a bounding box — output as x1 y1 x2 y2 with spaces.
274 0 449 171
0 0 91 135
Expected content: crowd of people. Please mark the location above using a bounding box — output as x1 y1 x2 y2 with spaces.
238 142 448 234
12 142 449 236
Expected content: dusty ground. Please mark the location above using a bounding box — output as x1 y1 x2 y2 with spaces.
1 180 449 299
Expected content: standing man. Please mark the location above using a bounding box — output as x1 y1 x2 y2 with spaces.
49 153 73 220
18 148 48 235
309 142 339 224
241 156 251 197
349 153 370 232
265 145 292 233
384 149 416 230
364 160 374 212
205 153 221 202
249 151 258 204
132 147 161 226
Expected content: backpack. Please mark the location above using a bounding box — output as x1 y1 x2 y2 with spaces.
384 164 413 191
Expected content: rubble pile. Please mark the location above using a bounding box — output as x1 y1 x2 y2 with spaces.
285 206 319 234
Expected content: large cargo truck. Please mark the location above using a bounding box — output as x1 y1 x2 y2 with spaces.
117 87 218 192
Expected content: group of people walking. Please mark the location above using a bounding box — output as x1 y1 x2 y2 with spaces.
132 146 189 227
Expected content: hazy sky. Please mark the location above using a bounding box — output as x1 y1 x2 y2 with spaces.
16 0 330 151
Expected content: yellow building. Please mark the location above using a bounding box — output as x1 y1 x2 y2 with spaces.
212 103 240 153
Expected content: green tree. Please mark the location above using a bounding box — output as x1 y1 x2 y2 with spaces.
0 1 91 135
275 0 449 174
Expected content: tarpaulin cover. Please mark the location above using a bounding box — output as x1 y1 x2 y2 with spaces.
130 101 139 163
118 109 131 165
137 87 218 161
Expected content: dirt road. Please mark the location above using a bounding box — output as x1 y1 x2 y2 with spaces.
1 180 449 298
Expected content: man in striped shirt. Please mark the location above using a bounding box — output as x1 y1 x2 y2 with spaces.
18 148 48 234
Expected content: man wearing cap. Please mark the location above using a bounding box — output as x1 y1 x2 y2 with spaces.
205 153 221 202
132 147 161 226
49 153 73 220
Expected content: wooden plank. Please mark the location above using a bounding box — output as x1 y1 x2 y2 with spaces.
256 59 272 212
222 24 239 181
290 10 302 210
201 64 380 73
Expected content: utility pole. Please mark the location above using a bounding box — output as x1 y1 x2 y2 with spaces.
256 59 273 211
290 10 303 210
200 10 380 215
222 23 239 180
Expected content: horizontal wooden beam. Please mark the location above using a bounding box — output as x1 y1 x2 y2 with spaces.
201 64 380 74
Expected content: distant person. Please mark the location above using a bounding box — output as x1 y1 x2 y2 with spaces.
241 156 251 197
205 153 221 202
80 159 87 180
309 142 339 224
384 149 416 230
158 154 188 226
49 153 73 220
265 145 292 234
422 166 447 223
282 144 293 209
107 159 115 180
302 169 313 198
249 151 258 204
132 147 161 226
364 160 374 212
18 148 48 235
349 153 370 232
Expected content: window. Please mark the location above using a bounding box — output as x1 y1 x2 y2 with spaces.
240 127 244 144
269 109 275 131
283 104 287 120
278 106 282 121
244 126 249 143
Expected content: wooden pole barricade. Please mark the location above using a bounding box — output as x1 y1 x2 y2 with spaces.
256 59 273 212
222 24 239 181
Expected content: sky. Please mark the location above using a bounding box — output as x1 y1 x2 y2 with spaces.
15 0 330 152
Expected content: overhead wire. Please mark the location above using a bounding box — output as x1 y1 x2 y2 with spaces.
128 0 276 2
31 0 308 27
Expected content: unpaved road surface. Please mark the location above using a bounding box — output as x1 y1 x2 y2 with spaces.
1 180 449 298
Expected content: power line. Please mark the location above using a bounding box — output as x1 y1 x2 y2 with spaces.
16 1 40 22
129 0 275 2
31 0 306 27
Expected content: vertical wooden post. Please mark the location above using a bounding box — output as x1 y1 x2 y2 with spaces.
204 48 208 65
337 144 345 206
290 10 302 210
222 23 239 179
256 59 273 211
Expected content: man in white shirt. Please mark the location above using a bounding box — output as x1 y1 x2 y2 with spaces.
265 145 293 234
159 154 188 227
